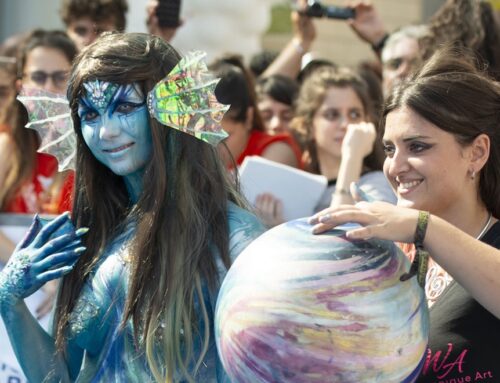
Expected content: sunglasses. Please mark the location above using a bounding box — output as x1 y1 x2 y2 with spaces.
24 70 69 89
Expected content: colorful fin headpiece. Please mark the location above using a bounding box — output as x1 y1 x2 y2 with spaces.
147 51 229 146
17 87 76 172
17 51 229 172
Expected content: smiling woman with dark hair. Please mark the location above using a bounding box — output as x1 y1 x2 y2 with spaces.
311 47 500 382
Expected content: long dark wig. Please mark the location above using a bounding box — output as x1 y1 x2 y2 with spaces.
54 32 245 382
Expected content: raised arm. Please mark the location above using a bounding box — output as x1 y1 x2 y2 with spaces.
347 1 388 58
330 122 376 206
0 212 87 381
309 201 500 318
261 0 316 79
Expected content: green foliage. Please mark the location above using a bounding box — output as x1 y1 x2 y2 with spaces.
267 2 293 34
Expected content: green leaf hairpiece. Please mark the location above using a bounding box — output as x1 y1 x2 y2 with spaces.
147 51 229 146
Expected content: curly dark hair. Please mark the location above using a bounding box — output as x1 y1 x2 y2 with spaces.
420 0 500 80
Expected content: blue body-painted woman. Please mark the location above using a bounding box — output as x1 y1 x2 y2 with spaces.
0 33 265 382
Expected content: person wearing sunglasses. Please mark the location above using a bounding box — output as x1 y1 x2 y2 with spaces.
23 70 69 94
17 30 75 95
2 29 77 215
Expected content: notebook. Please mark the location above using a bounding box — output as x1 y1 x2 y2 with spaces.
239 156 328 221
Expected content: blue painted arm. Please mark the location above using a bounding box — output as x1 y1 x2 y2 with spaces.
0 212 87 382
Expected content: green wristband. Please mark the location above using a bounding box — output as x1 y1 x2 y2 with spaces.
400 210 430 288
414 210 429 250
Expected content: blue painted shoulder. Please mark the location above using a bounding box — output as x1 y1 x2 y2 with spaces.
227 202 266 261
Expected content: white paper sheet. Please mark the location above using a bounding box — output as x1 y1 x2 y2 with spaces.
239 156 328 221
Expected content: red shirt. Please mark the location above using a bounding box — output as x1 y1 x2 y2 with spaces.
4 153 74 214
236 130 303 168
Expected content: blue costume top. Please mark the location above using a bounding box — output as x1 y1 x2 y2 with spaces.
65 202 265 382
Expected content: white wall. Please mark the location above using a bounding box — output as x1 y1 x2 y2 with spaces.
0 0 278 62
0 0 151 41
0 0 64 42
170 0 281 62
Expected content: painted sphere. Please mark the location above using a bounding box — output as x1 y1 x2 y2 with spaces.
215 219 429 383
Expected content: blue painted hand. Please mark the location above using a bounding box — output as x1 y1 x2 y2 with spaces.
0 212 88 309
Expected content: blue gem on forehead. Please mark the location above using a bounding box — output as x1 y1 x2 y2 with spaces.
83 80 120 109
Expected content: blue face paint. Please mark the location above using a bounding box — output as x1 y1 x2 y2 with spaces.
78 82 153 201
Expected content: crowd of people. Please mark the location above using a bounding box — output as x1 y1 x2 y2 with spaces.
0 0 498 382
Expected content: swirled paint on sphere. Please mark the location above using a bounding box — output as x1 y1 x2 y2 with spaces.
215 219 429 383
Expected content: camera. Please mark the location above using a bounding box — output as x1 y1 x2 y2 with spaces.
303 0 355 20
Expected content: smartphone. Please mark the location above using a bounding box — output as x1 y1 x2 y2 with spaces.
156 0 182 28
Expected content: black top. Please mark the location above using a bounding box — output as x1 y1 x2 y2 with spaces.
416 221 500 383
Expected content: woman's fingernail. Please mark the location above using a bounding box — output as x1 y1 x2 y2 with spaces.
75 228 89 236
63 265 75 273
319 214 331 223
74 247 86 254
31 214 40 228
